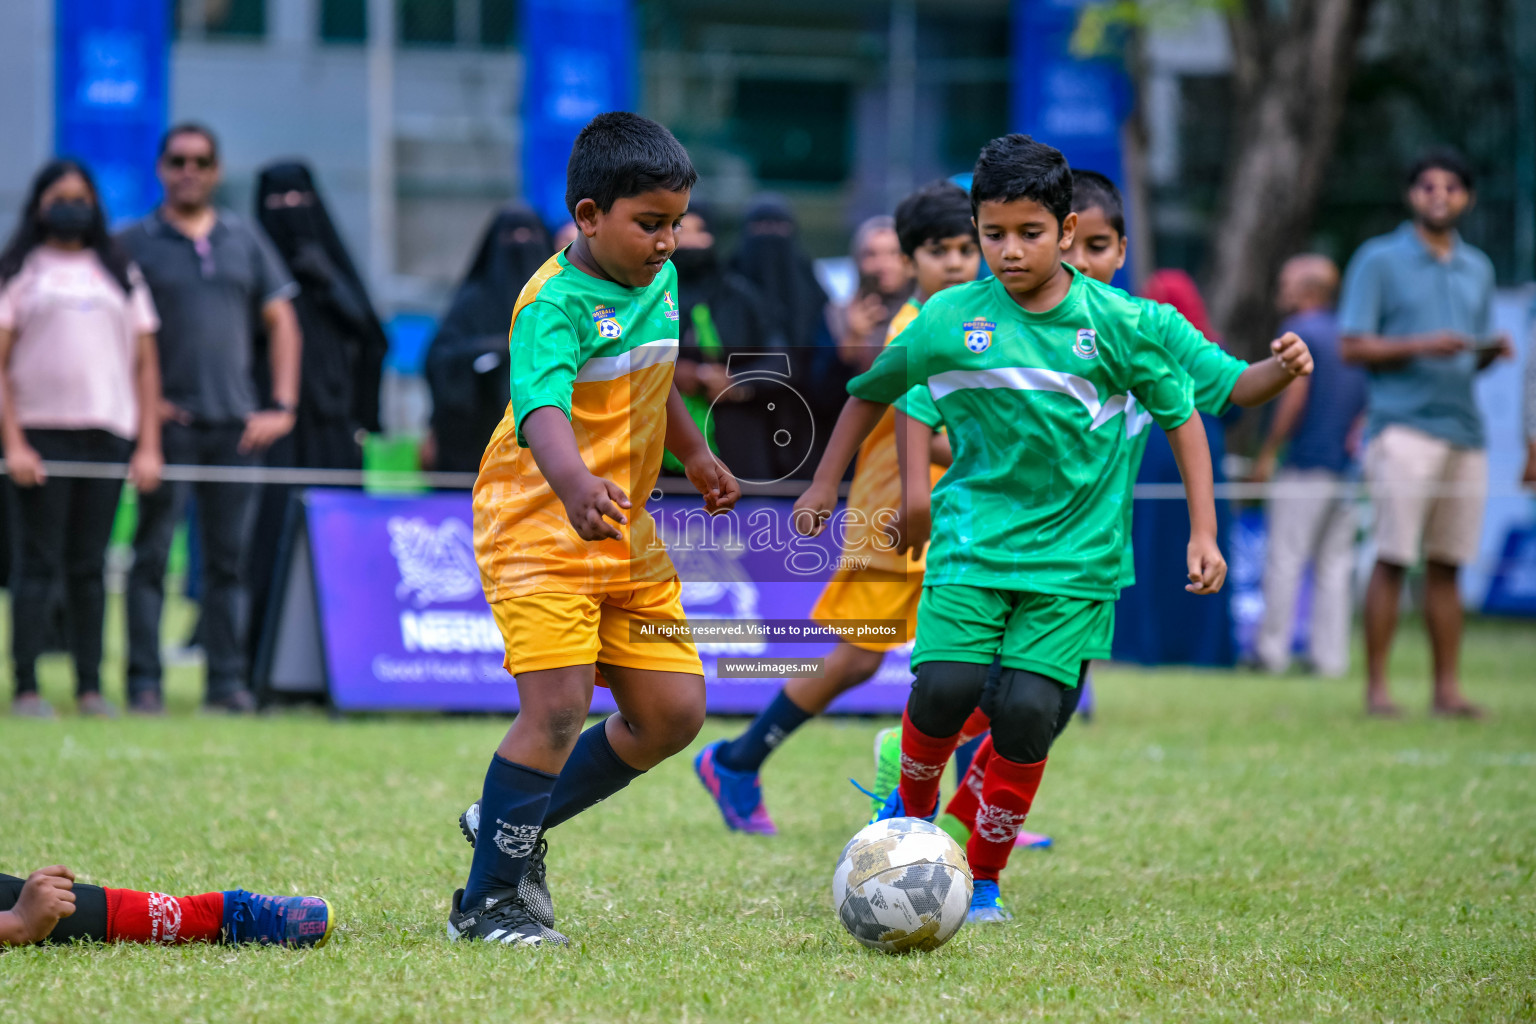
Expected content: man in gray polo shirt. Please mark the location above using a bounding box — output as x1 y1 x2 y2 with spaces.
118 123 303 714
1339 148 1511 719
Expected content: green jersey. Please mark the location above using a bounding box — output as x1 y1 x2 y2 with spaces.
896 384 943 427
848 265 1195 599
1113 296 1247 587
902 293 1246 590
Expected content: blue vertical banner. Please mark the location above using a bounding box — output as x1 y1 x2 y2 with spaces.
54 0 170 225
1011 0 1134 286
520 0 637 229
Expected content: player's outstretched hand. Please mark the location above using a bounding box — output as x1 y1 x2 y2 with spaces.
1270 332 1313 378
562 473 631 542
885 501 930 559
3 866 76 945
1185 535 1227 595
792 481 837 537
684 451 741 515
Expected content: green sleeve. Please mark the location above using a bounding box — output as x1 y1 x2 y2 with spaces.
895 385 943 428
848 328 923 405
510 300 581 448
1120 311 1196 431
1151 302 1247 415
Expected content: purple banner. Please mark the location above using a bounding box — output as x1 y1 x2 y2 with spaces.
303 490 913 713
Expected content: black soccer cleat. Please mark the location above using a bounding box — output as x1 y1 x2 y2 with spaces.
460 801 556 932
446 888 568 947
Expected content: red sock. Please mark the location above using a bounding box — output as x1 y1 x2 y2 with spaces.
957 707 992 744
942 733 995 827
966 755 1047 882
896 709 960 818
105 889 225 944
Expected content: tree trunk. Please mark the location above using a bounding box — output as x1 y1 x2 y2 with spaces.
1205 0 1377 360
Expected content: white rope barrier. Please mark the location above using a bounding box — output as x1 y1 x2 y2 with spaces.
0 460 1530 500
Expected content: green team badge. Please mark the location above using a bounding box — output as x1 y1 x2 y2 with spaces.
963 318 995 353
1074 328 1098 359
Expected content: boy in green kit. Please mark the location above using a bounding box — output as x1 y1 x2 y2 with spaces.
913 170 1314 892
794 135 1225 922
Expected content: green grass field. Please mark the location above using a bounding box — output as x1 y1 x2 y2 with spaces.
2 598 1533 1023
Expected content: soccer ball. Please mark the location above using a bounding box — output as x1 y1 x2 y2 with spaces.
832 817 972 953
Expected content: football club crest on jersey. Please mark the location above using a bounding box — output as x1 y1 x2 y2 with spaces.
592 304 623 339
962 318 996 353
1074 328 1098 359
663 290 680 321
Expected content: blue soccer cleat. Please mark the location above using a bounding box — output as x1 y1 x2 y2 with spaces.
221 890 333 947
966 879 1013 925
694 740 777 835
868 784 936 826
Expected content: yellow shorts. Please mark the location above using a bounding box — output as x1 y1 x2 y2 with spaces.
808 568 923 652
491 579 703 679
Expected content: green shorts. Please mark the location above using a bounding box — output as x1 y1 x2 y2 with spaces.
911 584 1114 687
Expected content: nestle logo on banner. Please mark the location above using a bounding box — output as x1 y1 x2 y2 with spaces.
388 516 500 653
389 517 481 605
399 611 502 654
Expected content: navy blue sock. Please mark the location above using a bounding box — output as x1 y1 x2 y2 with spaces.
953 732 985 779
543 719 644 831
715 689 812 773
463 754 557 909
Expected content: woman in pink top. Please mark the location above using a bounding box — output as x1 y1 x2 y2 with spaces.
0 160 164 718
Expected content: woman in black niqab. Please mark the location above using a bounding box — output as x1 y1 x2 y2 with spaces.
424 206 553 472
728 196 848 479
255 160 388 465
728 196 827 350
248 161 388 668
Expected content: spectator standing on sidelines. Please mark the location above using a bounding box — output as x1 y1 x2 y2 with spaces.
424 206 553 473
1339 148 1511 717
828 215 916 374
728 197 833 479
254 161 386 469
669 203 782 481
118 124 302 715
1252 255 1367 677
0 160 164 718
246 161 387 666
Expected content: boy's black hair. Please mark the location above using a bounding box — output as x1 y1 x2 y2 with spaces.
1070 169 1125 237
894 181 976 257
565 111 697 218
158 122 220 162
970 134 1073 227
1406 147 1474 191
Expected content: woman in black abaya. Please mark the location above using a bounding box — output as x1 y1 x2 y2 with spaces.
255 161 387 466
424 207 552 473
248 161 388 666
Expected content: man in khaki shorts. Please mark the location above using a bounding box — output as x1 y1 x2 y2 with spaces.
1339 148 1512 717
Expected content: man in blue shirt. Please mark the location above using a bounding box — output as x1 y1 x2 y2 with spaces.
1253 255 1366 677
1338 148 1512 717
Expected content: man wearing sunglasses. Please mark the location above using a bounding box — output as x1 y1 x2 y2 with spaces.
118 123 303 715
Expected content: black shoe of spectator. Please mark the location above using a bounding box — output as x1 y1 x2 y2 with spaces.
203 690 257 715
129 691 165 716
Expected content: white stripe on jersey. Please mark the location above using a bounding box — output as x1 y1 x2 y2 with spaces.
575 339 679 383
926 366 1132 432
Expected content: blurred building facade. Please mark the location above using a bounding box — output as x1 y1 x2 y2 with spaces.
1 0 1531 315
